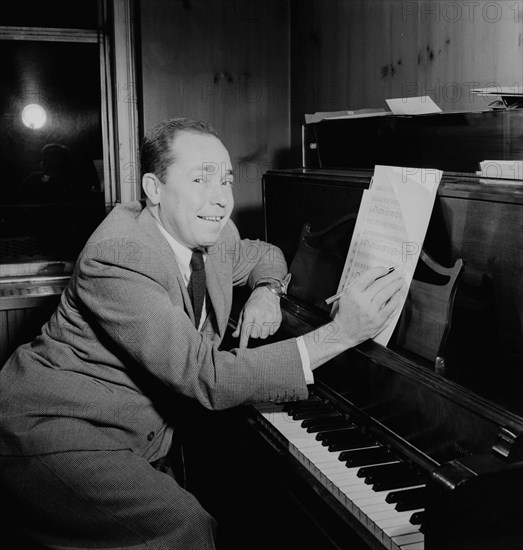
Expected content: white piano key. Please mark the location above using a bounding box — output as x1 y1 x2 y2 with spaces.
328 464 361 476
365 504 413 522
349 485 425 505
370 507 423 522
321 464 354 476
383 523 421 538
392 532 424 546
340 485 389 526
400 542 424 549
336 475 370 488
358 502 392 514
346 486 394 502
376 510 423 528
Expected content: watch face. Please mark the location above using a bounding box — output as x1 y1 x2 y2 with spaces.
255 276 290 296
264 281 282 296
256 280 282 296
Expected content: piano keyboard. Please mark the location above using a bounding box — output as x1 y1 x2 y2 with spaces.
254 398 426 550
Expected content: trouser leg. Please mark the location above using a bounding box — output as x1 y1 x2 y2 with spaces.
0 450 216 550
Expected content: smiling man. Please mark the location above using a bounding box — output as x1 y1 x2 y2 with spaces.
0 118 405 549
143 130 234 249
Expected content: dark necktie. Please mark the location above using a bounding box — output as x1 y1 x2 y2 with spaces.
188 250 206 328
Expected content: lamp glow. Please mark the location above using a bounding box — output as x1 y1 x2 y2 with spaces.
22 103 47 129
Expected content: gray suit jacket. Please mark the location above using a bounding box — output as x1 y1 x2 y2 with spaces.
0 201 308 456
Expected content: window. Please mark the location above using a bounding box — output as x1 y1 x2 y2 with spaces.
0 0 139 263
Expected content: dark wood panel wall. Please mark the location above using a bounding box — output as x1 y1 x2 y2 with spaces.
138 0 290 237
138 0 523 230
290 0 523 163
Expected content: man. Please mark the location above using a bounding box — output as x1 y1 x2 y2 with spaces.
18 143 73 203
0 118 405 549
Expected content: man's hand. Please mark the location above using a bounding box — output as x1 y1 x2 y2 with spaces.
334 266 406 348
302 266 407 372
232 287 282 348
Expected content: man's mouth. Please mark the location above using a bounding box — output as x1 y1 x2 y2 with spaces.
198 216 223 222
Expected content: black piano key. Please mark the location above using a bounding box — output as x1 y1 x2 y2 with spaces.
301 414 342 428
316 427 357 442
288 401 328 410
321 428 370 444
365 463 420 483
395 497 426 512
327 439 376 452
282 398 322 412
283 395 325 409
358 462 412 480
410 511 425 525
372 472 426 491
338 443 380 461
308 418 352 434
394 486 427 511
365 464 417 484
287 403 330 416
294 410 339 421
386 486 427 504
343 447 397 468
291 407 333 419
324 435 374 451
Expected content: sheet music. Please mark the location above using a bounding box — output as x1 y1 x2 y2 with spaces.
386 95 442 115
333 165 442 345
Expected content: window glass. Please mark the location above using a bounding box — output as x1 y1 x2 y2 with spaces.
0 39 105 262
0 0 98 29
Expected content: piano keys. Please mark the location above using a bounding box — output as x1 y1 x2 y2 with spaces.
248 344 523 550
254 396 427 550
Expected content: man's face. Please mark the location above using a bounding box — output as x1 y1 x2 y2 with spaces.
156 132 234 249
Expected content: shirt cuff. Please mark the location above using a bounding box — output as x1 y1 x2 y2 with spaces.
296 335 314 385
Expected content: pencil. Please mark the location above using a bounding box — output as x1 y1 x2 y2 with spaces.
325 267 395 305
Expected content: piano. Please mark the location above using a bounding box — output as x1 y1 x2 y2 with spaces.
243 111 523 550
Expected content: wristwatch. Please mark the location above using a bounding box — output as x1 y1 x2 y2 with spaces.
253 273 292 298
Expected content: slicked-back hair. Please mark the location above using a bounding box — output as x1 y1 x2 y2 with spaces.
140 118 219 182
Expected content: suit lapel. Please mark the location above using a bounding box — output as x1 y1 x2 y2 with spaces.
137 204 196 325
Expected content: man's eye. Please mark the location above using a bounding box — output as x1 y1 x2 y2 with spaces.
222 179 234 187
193 178 205 184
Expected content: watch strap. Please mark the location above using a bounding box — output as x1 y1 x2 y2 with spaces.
253 274 292 297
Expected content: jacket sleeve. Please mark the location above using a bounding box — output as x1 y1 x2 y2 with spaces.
218 220 288 288
74 237 308 411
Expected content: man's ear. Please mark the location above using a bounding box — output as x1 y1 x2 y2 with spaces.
142 173 162 205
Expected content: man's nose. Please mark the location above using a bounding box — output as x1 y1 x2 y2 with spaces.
209 183 229 207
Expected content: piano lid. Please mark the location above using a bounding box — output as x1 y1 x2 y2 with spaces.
302 109 523 174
